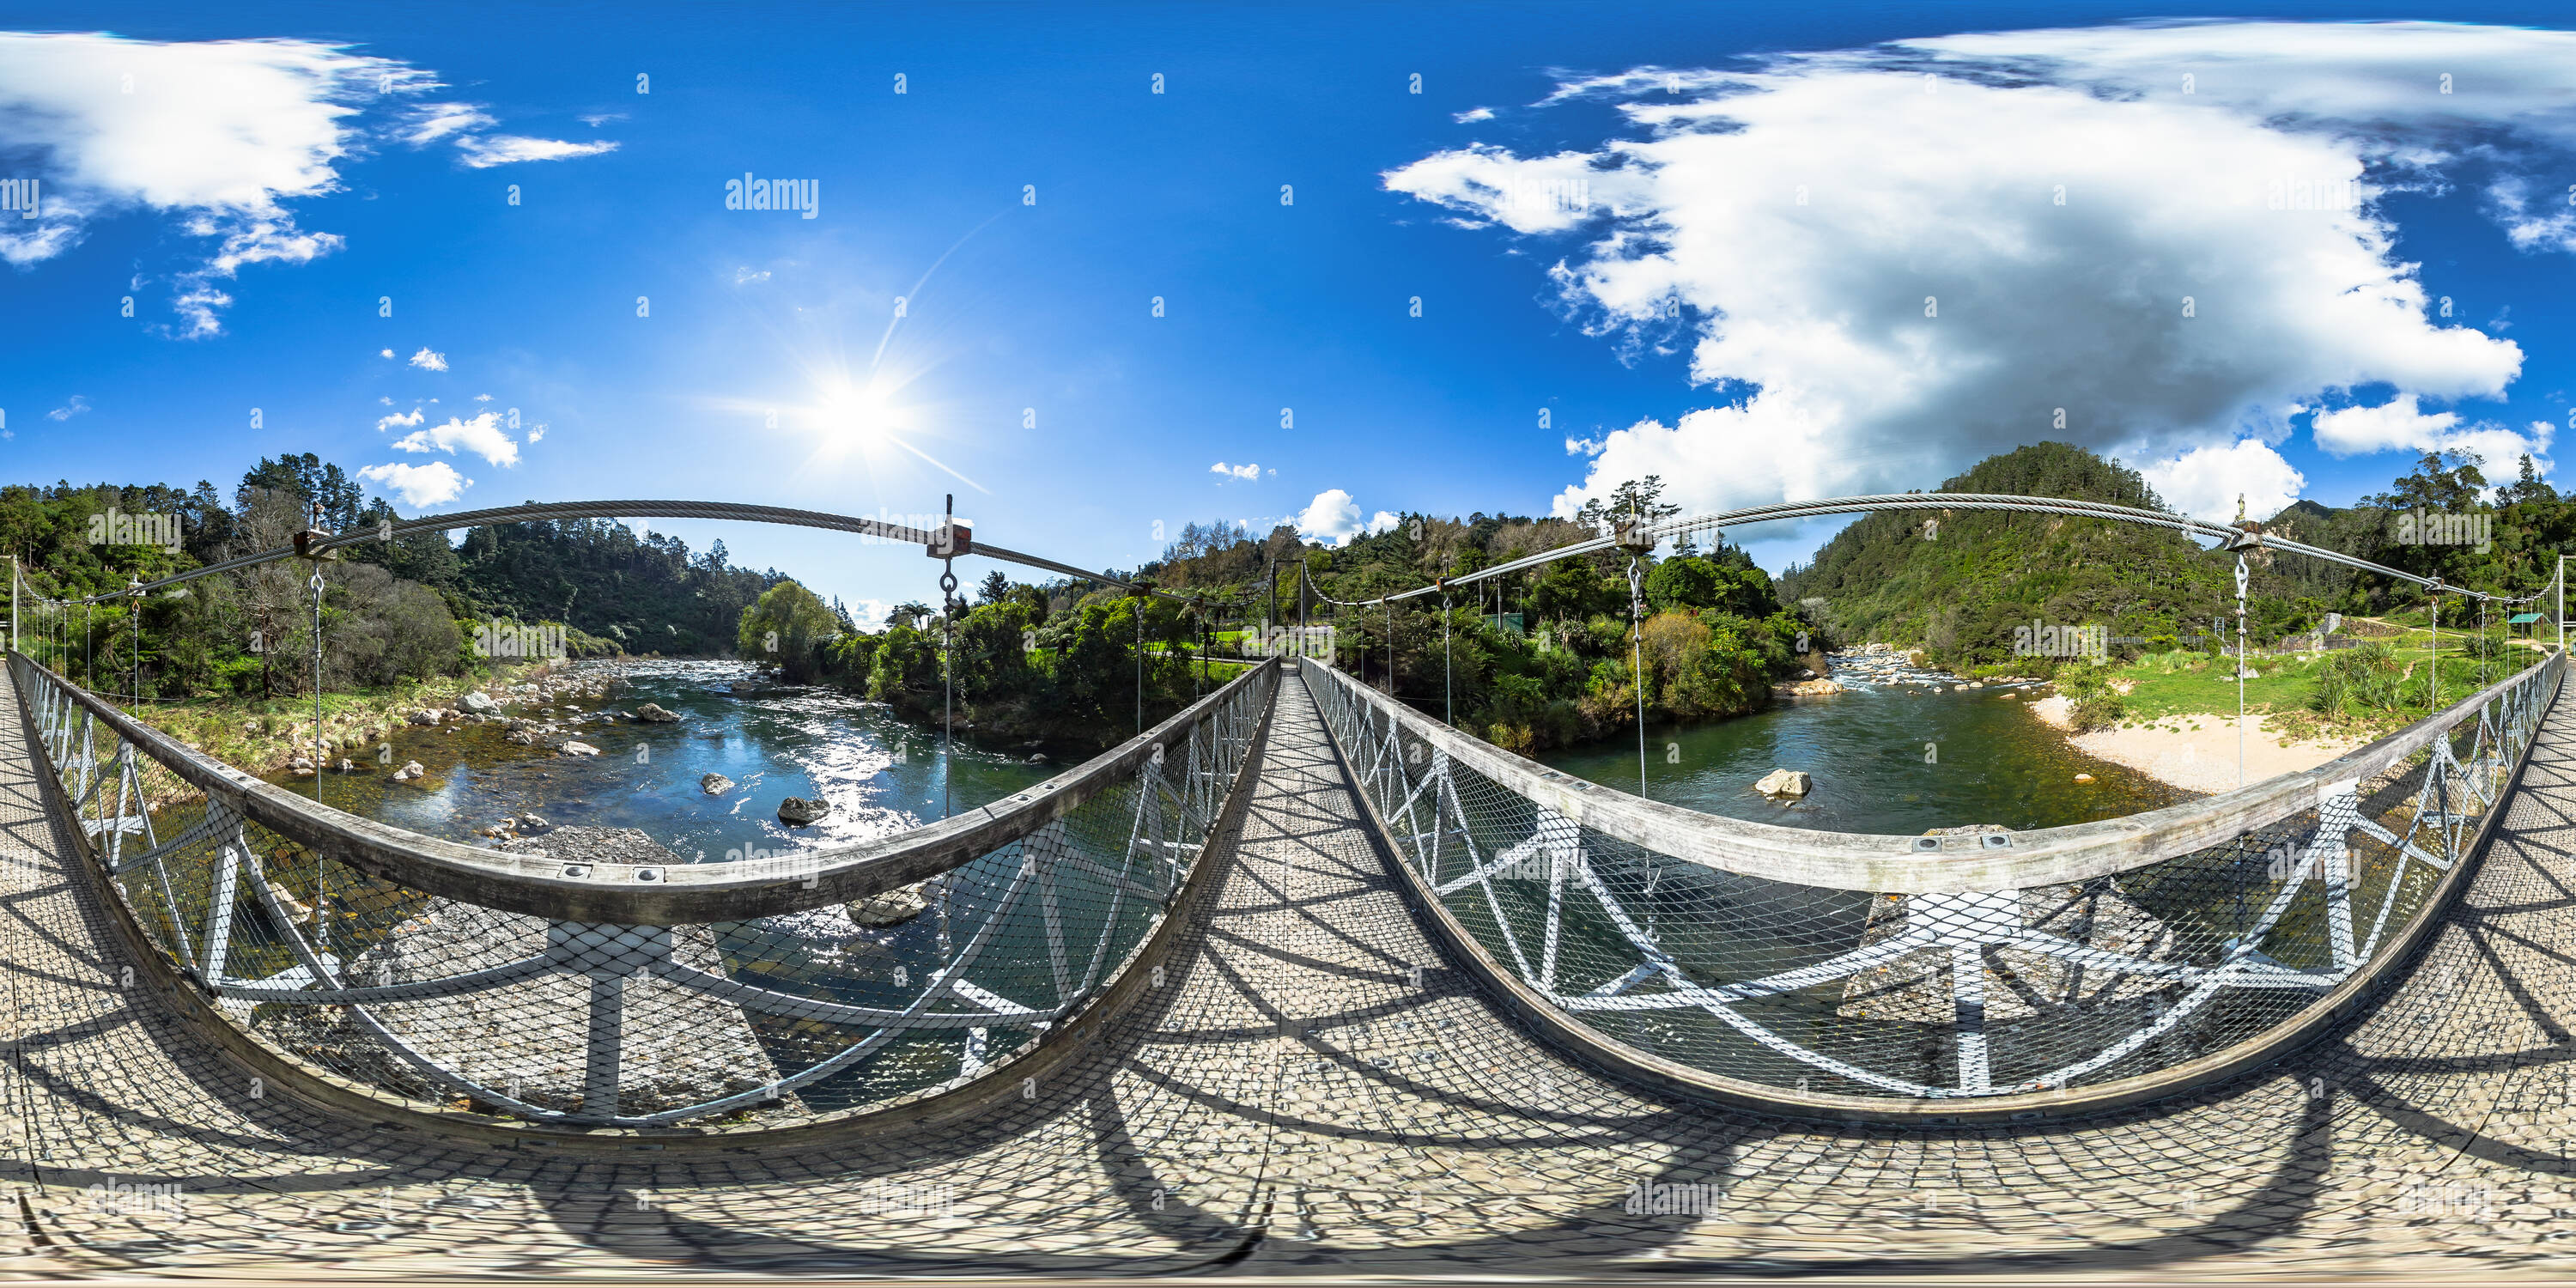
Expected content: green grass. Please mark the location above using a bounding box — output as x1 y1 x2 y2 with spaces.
2089 638 2534 734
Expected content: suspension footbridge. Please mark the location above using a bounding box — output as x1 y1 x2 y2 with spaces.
3 495 2573 1278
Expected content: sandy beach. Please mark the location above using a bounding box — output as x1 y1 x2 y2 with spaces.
2026 694 2367 796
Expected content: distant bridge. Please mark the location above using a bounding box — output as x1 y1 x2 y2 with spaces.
3 494 2573 1276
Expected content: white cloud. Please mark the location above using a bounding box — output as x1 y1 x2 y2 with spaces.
376 407 425 432
1382 22 2569 520
2142 440 2307 524
402 102 491 146
526 425 546 444
734 266 772 284
2311 394 2458 456
1454 106 1496 124
455 135 617 167
1365 511 1401 537
407 346 447 372
472 392 492 401
390 410 519 466
1210 461 1260 482
46 396 89 422
358 460 469 507
379 349 394 359
578 112 628 129
377 395 392 405
2310 395 2552 473
0 33 615 335
1297 489 1364 545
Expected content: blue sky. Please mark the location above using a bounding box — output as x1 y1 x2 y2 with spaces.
7 3 2576 623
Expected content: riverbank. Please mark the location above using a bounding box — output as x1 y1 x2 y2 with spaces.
131 657 594 785
2026 694 2364 795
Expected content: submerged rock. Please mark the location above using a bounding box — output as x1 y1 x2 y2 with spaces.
848 882 931 927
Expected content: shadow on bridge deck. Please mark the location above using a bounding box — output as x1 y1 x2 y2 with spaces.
2 668 2572 1278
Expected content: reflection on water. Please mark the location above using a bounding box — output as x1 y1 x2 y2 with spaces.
1539 681 2183 835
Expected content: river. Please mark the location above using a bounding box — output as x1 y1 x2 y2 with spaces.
270 659 1057 860
1538 668 2183 833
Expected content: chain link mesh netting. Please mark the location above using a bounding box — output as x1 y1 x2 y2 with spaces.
1301 653 2561 1101
12 650 1275 1130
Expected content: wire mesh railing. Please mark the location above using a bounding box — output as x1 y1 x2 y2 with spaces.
15 649 1277 1131
1301 649 2560 1108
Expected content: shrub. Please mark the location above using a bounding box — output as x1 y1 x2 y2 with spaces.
2055 665 2125 732
2310 641 2404 719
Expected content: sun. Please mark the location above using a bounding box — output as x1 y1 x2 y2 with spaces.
817 382 897 447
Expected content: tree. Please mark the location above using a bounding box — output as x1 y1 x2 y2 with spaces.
2500 453 2560 507
737 580 841 682
1575 477 1682 535
239 453 361 532
978 569 1012 605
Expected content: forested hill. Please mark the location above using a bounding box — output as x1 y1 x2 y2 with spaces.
1777 443 2234 667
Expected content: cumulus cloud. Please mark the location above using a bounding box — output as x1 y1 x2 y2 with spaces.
1297 489 1364 545
1383 21 2576 520
1365 511 1401 537
358 460 469 507
472 392 491 401
376 406 425 432
390 410 519 466
1210 461 1260 482
0 32 615 336
2142 440 2307 524
1454 106 1496 124
46 396 89 422
379 349 394 359
526 425 546 444
2311 394 2552 471
407 346 447 372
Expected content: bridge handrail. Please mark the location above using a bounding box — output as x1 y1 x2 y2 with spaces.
10 648 1276 922
1301 648 2561 1112
1304 647 2560 894
12 649 1280 1132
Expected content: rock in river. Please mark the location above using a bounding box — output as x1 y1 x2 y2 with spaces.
778 796 831 825
701 773 732 795
635 703 683 723
1754 769 1812 797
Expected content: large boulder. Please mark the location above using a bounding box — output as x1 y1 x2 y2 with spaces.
778 796 831 825
635 703 683 723
1754 769 1812 797
460 690 500 714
